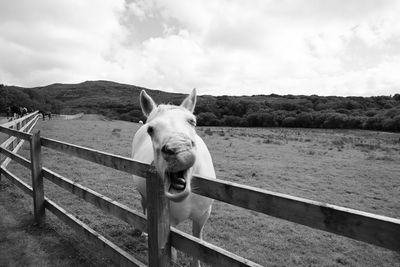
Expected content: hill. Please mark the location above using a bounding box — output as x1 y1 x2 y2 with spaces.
0 81 400 131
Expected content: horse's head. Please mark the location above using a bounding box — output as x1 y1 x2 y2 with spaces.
140 89 198 202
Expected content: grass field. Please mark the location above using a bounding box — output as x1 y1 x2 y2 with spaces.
1 115 400 266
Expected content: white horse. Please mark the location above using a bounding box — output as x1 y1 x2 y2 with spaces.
132 89 215 266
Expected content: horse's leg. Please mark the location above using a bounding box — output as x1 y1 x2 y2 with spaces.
139 192 147 215
191 207 212 267
170 221 178 265
138 192 148 238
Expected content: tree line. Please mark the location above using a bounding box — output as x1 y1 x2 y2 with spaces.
1 82 399 132
0 84 61 113
194 94 400 132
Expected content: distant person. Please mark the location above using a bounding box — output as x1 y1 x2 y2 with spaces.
6 107 11 119
39 110 45 121
41 111 52 120
21 107 28 117
11 106 20 119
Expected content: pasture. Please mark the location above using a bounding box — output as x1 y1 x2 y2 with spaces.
1 115 399 266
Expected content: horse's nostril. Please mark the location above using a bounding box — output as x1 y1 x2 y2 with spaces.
191 140 195 147
161 145 175 155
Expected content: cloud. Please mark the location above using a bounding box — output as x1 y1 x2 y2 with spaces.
0 0 126 85
1 0 400 96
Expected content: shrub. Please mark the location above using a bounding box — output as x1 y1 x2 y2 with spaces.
323 113 348 129
222 115 243 127
363 116 384 130
260 113 277 127
282 117 296 127
347 116 365 129
197 112 219 126
246 112 277 127
385 108 400 118
365 110 377 117
245 113 260 127
382 115 400 132
295 112 314 127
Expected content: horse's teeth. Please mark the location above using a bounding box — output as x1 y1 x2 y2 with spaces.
176 178 186 185
171 183 185 190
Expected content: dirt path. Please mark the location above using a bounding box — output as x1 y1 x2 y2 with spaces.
0 181 111 267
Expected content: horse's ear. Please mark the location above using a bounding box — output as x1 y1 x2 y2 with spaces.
140 90 157 117
181 88 197 113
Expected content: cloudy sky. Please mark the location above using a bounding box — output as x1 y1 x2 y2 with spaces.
1 0 399 96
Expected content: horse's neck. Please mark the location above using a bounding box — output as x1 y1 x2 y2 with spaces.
192 135 216 178
132 126 154 164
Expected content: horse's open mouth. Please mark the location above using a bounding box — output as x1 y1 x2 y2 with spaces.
165 170 188 193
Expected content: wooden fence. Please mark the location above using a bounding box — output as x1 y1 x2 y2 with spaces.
0 113 399 266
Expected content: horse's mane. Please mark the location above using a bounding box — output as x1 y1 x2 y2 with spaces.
147 104 189 121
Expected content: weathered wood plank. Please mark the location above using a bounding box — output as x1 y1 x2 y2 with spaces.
42 168 147 232
170 228 262 267
0 116 39 170
0 115 39 148
191 175 400 251
146 172 171 266
0 115 38 184
0 166 33 197
30 131 45 224
12 122 20 149
40 137 155 178
0 146 31 169
0 123 34 141
0 111 38 128
44 198 146 267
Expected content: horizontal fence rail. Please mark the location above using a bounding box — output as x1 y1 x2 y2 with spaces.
0 112 38 152
44 198 146 267
170 229 261 267
0 111 38 129
0 146 31 169
191 176 400 251
1 113 400 267
42 167 148 232
0 125 32 141
40 137 156 178
0 113 39 167
0 114 39 139
0 166 33 197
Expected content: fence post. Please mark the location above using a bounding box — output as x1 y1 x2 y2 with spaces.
146 171 171 267
30 130 45 225
14 122 20 148
8 125 14 152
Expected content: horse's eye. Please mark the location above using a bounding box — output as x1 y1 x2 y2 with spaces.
188 118 196 126
147 126 154 135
